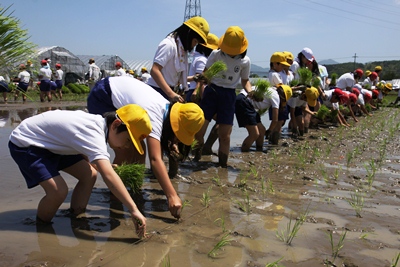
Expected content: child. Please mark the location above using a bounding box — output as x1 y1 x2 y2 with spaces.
147 16 210 103
235 84 291 151
268 52 290 86
290 47 314 80
53 63 64 100
0 76 10 103
13 64 31 102
195 26 252 167
38 59 53 102
87 76 205 219
8 104 151 237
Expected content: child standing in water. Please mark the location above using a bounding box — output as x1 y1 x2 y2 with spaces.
8 104 151 238
195 26 252 167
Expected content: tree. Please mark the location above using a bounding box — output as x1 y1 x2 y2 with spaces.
0 4 36 72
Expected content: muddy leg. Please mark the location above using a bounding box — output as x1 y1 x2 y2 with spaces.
203 124 218 155
218 151 228 168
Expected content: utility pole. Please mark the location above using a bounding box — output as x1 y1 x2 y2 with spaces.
352 53 357 69
184 0 201 21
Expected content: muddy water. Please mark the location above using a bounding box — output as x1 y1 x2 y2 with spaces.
0 101 400 267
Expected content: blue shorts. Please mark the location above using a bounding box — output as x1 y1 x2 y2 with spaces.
235 93 260 127
55 80 63 90
185 89 195 102
50 81 57 91
40 80 51 92
0 81 9 92
17 82 29 92
150 85 170 101
8 141 84 189
200 84 236 125
269 105 289 121
87 77 116 115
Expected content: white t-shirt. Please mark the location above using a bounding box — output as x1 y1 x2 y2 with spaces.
9 110 110 163
18 70 30 83
268 70 283 87
89 63 101 81
147 36 184 88
39 67 52 80
108 76 169 141
280 70 294 85
289 59 300 80
116 68 126 77
141 73 151 84
287 96 306 108
362 77 373 89
336 73 355 91
322 89 339 109
205 50 251 89
54 69 63 81
240 87 279 111
188 51 207 90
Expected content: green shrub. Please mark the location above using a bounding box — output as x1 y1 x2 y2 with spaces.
67 83 82 94
61 86 71 94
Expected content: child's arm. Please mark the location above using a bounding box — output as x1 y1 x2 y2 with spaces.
94 159 146 238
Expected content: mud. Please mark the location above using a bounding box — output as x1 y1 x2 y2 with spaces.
0 101 399 267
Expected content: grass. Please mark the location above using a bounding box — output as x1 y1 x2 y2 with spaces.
214 216 227 233
235 189 252 214
208 232 233 258
392 252 400 267
265 257 285 267
162 254 171 267
200 186 212 208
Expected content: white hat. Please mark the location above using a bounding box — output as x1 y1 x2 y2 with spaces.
301 47 314 62
0 76 5 82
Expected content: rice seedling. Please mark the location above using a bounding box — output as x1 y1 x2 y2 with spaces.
365 160 377 189
162 254 171 267
329 73 338 87
315 105 330 121
180 199 192 214
346 150 354 168
333 167 341 181
297 67 313 87
200 186 212 208
203 60 227 82
249 166 259 178
265 257 285 267
347 190 364 217
276 206 309 245
208 232 233 258
214 216 227 233
212 174 221 187
289 79 299 87
114 163 145 194
319 166 329 185
236 189 252 214
327 229 347 262
391 252 400 267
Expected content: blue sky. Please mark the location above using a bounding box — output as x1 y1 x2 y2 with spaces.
2 0 400 68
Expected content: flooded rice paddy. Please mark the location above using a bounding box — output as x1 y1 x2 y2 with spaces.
0 101 399 267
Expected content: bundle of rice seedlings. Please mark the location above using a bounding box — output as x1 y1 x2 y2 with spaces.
363 83 371 89
330 73 338 87
312 76 321 88
203 60 227 82
329 109 339 120
290 79 299 87
339 105 350 116
315 104 330 120
252 79 271 100
297 67 313 86
365 103 372 112
114 163 145 194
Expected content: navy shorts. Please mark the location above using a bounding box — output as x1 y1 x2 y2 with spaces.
87 77 116 115
292 106 303 117
17 82 29 92
39 80 51 92
150 85 169 101
235 93 260 127
185 89 195 102
200 84 236 125
269 104 289 121
8 141 84 189
50 81 57 91
55 80 63 89
0 81 9 92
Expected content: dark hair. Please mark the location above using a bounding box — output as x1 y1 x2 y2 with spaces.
172 24 203 52
195 44 213 57
160 104 176 156
103 111 128 135
221 49 247 59
296 52 306 68
311 60 320 76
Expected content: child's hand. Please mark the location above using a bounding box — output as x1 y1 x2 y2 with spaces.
131 210 147 238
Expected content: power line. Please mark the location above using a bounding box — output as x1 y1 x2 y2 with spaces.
339 0 400 16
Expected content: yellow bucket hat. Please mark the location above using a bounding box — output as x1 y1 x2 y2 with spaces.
201 33 219 50
183 16 209 44
365 70 371 77
278 85 293 103
116 104 152 155
270 52 290 66
385 83 392 91
219 26 248 55
282 51 294 61
305 87 320 107
170 103 205 146
375 66 382 71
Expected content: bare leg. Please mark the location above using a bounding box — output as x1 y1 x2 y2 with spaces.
217 124 232 167
242 124 260 152
37 176 69 223
62 159 97 215
203 123 218 155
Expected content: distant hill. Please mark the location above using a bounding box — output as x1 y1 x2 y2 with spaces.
250 64 269 77
319 59 339 65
